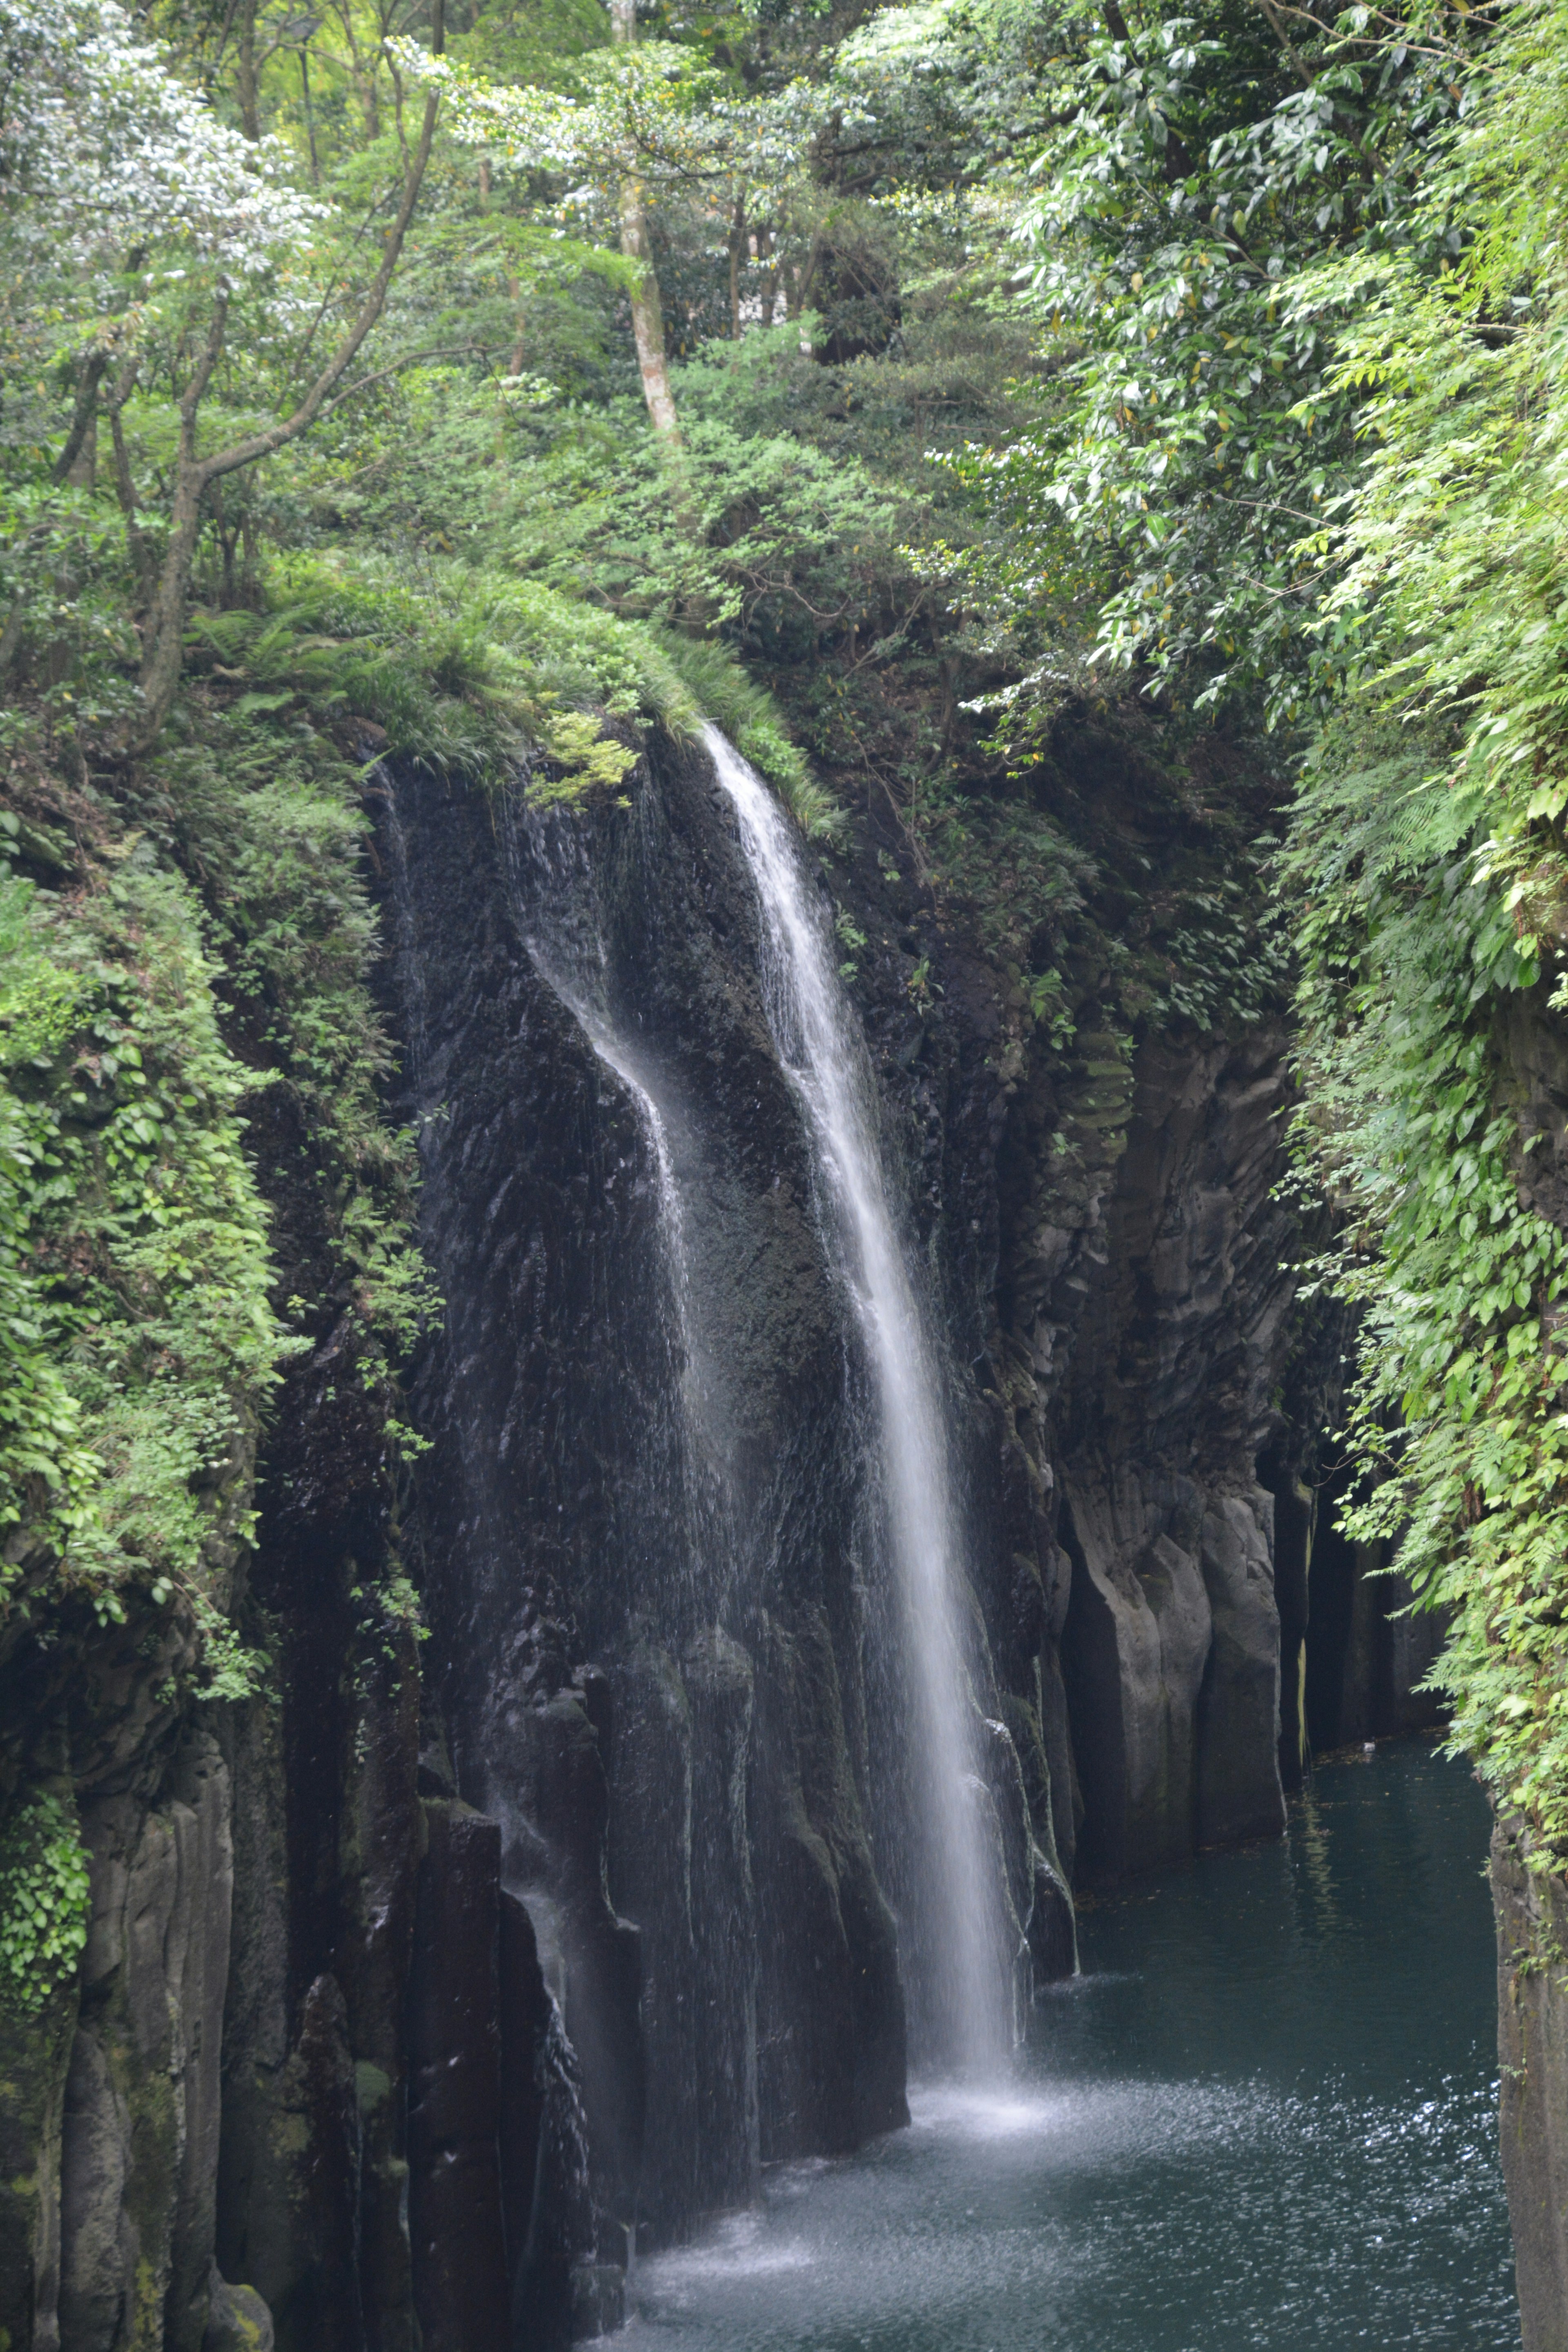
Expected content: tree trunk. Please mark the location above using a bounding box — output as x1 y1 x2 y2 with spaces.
65 417 97 490
237 0 260 138
728 199 745 339
619 179 680 438
52 351 108 486
138 456 207 738
757 226 777 328
0 599 26 682
610 0 681 443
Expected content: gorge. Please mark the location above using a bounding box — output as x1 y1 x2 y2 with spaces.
8 0 1568 2339
2 707 1515 2352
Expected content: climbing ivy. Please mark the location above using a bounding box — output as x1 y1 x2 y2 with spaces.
0 1793 92 2015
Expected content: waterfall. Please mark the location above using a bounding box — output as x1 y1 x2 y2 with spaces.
702 724 1011 2071
502 801 744 1633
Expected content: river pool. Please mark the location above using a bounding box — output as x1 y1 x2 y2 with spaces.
624 1741 1518 2351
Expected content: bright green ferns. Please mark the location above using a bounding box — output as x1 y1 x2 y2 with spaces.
0 857 287 1651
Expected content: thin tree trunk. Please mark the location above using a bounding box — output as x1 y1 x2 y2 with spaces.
105 361 151 590
757 225 777 328
300 46 321 185
728 198 745 339
52 352 108 486
138 296 230 732
110 413 150 589
481 161 529 378
134 0 444 749
237 0 260 138
214 480 240 605
0 598 26 682
610 0 681 443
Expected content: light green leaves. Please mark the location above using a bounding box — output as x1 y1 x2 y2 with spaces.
0 1793 92 2015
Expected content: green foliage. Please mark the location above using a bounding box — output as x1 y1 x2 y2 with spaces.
648 626 844 836
0 877 100 1544
1276 0 1568 1859
1286 717 1568 1849
152 708 438 1382
0 1793 91 2015
502 365 920 648
0 850 287 1630
935 0 1471 726
0 485 144 763
926 786 1092 979
184 554 680 793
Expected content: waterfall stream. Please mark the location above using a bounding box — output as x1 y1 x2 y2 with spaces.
507 805 735 1563
392 718 1016 2254
702 724 1011 2069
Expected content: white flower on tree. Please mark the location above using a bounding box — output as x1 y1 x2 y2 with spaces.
0 0 322 273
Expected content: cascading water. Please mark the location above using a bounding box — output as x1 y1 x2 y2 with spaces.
702 723 1012 2070
505 803 735 1545
383 722 1009 2265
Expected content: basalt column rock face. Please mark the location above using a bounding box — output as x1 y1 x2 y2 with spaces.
1491 992 1568 2345
924 989 1297 1891
209 1068 427 2352
378 735 911 2292
374 711 1333 2319
1045 1035 1294 1878
802 717 1319 1917
0 1442 257 2352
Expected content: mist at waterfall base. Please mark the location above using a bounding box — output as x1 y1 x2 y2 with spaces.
625 1743 1516 2351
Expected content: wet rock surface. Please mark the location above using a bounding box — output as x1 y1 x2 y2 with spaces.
368 724 1327 2294
0 717 1467 2352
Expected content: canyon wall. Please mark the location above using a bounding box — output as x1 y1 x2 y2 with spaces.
0 723 1443 2352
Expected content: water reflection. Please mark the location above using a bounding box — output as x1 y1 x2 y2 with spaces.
625 1743 1517 2350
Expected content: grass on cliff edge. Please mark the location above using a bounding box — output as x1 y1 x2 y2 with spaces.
181 552 842 839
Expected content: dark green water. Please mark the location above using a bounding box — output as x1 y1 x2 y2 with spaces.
625 1742 1519 2350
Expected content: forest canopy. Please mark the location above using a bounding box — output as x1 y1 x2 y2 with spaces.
6 0 1568 1856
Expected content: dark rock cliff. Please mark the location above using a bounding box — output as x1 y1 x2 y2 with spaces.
0 718 1444 2352
1492 1815 1568 2352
